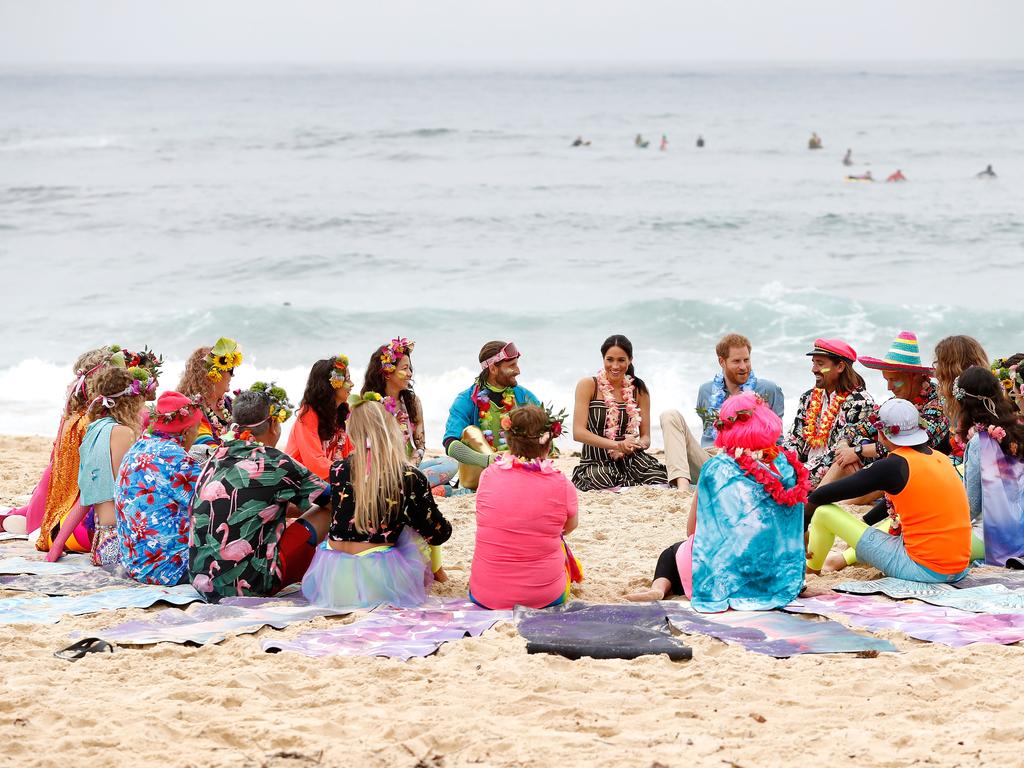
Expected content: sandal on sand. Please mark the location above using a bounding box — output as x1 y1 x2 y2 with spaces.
54 638 114 661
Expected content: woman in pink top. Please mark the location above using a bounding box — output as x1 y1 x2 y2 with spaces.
470 405 582 610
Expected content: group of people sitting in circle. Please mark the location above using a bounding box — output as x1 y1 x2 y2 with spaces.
2 329 1022 616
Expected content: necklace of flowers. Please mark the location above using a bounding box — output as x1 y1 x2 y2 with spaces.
733 447 811 506
471 385 515 422
802 389 848 449
596 371 640 442
492 453 558 474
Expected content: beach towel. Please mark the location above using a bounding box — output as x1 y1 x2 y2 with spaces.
0 569 140 595
662 603 896 657
70 595 349 646
977 432 1024 566
690 453 805 612
515 602 692 661
0 555 94 575
0 532 29 542
0 584 202 624
787 593 1024 647
956 571 1024 590
834 577 958 599
262 598 511 660
835 577 1024 613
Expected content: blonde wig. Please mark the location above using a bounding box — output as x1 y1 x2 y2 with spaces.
345 400 410 535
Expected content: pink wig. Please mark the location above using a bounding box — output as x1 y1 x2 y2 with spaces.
714 392 782 452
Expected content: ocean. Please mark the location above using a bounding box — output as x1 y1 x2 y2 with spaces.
1 63 1021 446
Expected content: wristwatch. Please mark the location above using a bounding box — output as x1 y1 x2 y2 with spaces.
853 443 864 458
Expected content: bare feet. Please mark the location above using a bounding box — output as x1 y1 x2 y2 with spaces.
626 588 665 602
433 567 449 583
672 478 691 492
822 551 849 573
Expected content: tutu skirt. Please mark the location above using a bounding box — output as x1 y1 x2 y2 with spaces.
301 528 434 610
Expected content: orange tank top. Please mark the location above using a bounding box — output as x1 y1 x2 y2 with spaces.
888 447 971 574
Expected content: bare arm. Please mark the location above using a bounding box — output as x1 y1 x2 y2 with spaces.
572 377 620 451
637 390 652 450
109 425 136 477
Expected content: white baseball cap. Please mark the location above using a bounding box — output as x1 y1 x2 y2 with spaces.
876 398 928 447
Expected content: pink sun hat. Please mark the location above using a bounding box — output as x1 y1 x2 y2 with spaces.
859 331 933 374
805 338 857 363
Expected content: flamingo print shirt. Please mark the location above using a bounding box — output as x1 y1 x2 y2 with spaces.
115 434 200 586
188 438 327 599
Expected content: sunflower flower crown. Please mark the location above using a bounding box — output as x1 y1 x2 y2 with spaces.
247 381 294 423
991 357 1023 397
380 337 414 374
206 337 243 382
330 354 351 390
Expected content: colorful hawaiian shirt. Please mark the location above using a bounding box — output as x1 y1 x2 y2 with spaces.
849 378 951 455
189 438 327 599
783 388 875 487
115 434 200 585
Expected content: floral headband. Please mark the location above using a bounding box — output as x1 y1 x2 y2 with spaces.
713 396 766 432
500 403 568 444
952 375 1000 419
330 354 351 390
206 338 243 383
122 346 164 378
151 397 201 427
242 381 294 423
89 376 151 412
380 338 414 374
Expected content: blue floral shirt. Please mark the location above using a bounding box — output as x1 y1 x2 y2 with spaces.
115 434 200 585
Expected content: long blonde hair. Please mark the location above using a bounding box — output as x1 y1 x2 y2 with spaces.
346 400 410 534
86 366 144 436
176 346 216 406
934 335 989 423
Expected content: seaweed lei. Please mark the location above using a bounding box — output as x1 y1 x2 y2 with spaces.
801 389 848 449
596 370 641 442
380 337 414 374
733 448 810 507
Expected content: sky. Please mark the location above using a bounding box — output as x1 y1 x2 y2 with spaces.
0 0 1021 66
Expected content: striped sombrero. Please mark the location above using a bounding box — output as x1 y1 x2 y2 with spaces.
859 331 933 373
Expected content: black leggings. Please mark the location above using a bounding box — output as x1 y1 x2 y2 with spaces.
653 541 685 597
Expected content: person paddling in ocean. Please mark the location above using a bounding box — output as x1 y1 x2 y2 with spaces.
847 170 873 181
808 132 822 150
571 136 591 147
189 387 331 600
634 134 649 149
696 135 705 148
843 148 854 166
443 341 541 491
886 169 907 182
660 333 784 492
977 164 997 178
783 339 875 489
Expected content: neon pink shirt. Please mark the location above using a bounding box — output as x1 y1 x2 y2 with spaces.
470 460 578 609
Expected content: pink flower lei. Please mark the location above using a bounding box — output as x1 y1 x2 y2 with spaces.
492 453 558 474
596 370 641 442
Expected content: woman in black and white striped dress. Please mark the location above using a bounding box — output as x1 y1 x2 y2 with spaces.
571 335 667 491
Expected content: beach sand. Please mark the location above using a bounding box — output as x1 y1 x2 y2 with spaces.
0 434 1018 768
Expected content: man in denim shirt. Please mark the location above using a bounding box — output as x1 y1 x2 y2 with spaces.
660 333 784 491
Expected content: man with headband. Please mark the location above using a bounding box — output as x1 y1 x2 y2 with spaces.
783 338 875 488
189 388 332 600
443 340 541 490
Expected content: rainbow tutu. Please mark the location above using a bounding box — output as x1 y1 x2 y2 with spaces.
301 528 433 610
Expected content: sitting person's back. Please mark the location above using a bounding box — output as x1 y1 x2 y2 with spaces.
470 405 580 610
302 396 452 609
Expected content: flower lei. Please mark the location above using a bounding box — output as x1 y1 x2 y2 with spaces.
596 370 641 442
471 385 516 448
698 372 760 437
330 354 351 390
206 338 243 383
802 389 848 449
380 337 414 374
492 453 558 475
733 447 811 507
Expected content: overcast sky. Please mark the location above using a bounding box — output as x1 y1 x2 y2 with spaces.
0 0 1021 66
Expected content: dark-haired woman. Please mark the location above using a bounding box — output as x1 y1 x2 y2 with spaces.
571 335 667 491
954 365 1024 565
285 355 354 480
362 338 460 494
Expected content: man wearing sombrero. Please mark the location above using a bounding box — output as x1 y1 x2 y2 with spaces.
853 331 950 457
783 338 876 488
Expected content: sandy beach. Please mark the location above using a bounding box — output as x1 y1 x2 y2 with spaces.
0 433 1018 768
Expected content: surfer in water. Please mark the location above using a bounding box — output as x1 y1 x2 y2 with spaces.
696 135 705 148
808 132 822 150
843 149 854 167
635 134 649 149
977 164 997 178
660 135 668 151
886 170 907 183
847 170 874 182
571 136 591 147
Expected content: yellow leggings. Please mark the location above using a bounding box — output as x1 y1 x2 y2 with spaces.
807 504 869 571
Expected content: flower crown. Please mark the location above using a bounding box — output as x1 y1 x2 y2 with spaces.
380 337 414 374
123 346 164 378
206 338 243 383
348 391 383 409
107 346 157 395
330 354 351 390
713 396 766 432
151 397 201 427
247 381 294 423
991 358 1023 396
500 403 568 443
